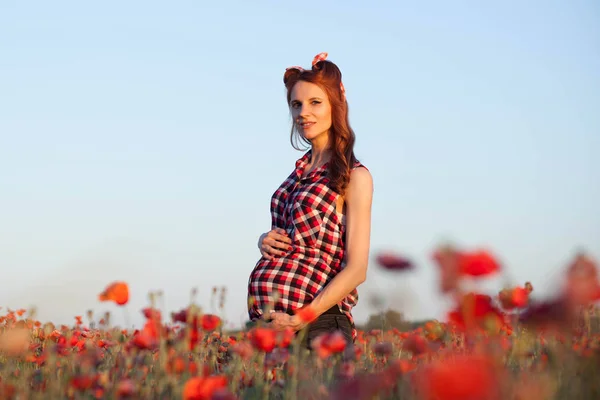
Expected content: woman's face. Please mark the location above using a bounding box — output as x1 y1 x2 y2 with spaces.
290 81 332 143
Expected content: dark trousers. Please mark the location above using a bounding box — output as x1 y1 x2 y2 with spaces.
250 305 354 350
300 305 354 350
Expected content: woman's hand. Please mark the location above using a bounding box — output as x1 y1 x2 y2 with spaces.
269 312 307 332
258 228 293 260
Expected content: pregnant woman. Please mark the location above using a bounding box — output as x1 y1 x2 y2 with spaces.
247 52 373 347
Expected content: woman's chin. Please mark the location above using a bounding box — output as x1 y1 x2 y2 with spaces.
298 128 326 144
301 131 320 142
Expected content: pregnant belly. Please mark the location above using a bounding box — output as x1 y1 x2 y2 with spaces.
248 257 334 315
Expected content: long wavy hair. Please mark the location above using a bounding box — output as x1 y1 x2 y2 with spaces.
283 59 357 196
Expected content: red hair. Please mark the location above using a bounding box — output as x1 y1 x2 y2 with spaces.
283 59 357 196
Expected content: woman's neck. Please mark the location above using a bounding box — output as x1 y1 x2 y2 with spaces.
309 147 330 168
310 134 331 166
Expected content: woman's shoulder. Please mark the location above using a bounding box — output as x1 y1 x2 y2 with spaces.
349 160 373 191
352 159 369 172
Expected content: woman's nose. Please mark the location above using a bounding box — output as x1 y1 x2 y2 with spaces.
299 105 311 116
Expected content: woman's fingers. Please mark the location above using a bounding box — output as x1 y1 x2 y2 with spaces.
259 229 293 259
260 247 272 259
261 243 284 257
269 240 291 252
269 312 291 330
274 230 293 244
277 235 293 245
266 235 292 250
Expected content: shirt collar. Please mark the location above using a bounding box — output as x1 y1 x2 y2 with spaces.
295 150 329 180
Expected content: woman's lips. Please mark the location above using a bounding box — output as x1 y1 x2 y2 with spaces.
300 122 315 128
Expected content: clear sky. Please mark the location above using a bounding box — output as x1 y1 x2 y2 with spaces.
1 1 598 329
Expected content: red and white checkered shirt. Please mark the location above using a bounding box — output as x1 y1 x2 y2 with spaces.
248 150 366 340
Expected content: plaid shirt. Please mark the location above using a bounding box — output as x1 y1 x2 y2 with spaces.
248 150 365 339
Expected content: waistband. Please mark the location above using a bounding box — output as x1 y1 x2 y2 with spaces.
322 305 343 315
266 304 342 321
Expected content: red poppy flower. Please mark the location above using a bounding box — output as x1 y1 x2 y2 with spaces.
499 286 530 310
98 282 129 306
311 331 347 359
295 305 317 323
249 327 277 353
200 314 221 331
183 375 228 400
448 293 505 333
413 354 500 400
376 252 414 271
458 250 501 277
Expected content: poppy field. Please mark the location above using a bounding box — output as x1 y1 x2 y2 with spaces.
1 245 600 399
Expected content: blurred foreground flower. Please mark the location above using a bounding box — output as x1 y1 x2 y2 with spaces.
98 281 129 306
249 327 277 353
183 375 228 400
433 246 501 293
312 331 347 359
201 314 222 331
412 353 502 400
295 305 318 323
448 292 505 333
519 297 573 332
458 250 501 277
564 252 600 306
0 328 30 356
499 284 532 310
376 252 414 271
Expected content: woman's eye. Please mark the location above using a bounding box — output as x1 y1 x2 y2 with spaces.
290 101 320 108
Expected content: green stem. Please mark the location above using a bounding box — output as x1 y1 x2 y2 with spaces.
122 306 131 332
288 327 308 400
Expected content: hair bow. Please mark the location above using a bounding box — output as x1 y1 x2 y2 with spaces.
285 52 328 73
285 52 346 96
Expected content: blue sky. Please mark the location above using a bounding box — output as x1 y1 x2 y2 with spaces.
1 1 598 329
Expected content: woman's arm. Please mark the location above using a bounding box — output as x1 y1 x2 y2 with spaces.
308 167 373 316
269 167 373 330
